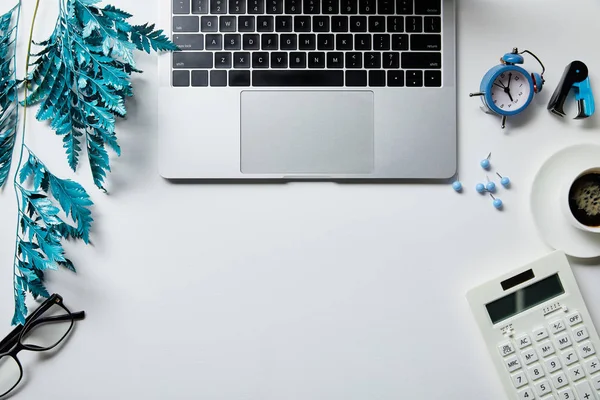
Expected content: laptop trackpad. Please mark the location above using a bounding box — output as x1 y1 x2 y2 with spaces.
240 91 374 175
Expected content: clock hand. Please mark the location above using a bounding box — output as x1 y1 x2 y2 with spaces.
507 91 514 102
507 73 512 89
493 83 505 90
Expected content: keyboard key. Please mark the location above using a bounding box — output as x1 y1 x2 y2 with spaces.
234 51 250 67
229 0 246 13
579 342 596 359
369 16 385 32
369 70 385 87
396 0 412 14
359 0 376 14
215 52 232 68
295 16 311 32
304 0 320 13
341 0 357 14
424 16 441 32
173 0 190 14
585 357 600 375
387 16 403 32
411 34 441 50
545 356 561 373
173 34 204 50
261 34 278 50
567 312 583 327
243 34 259 49
346 70 367 87
332 16 349 32
515 334 532 350
505 355 522 372
276 16 293 31
323 0 339 14
206 34 222 49
252 52 269 68
192 0 209 13
249 0 264 13
317 34 334 50
575 381 596 400
377 0 394 14
518 388 534 400
210 70 227 87
350 16 367 32
522 348 539 365
355 34 371 50
365 52 381 68
172 70 190 86
285 0 302 14
406 70 423 87
392 34 408 50
539 342 556 358
290 52 307 68
281 34 297 49
425 70 441 87
308 52 325 68
257 16 274 32
220 16 237 32
533 327 549 342
173 16 200 32
406 16 423 32
550 319 566 335
336 34 353 50
267 0 284 13
383 52 399 68
252 70 344 86
527 363 545 381
224 33 241 50
191 70 208 86
387 70 404 86
569 364 585 382
239 16 255 31
415 0 441 15
594 375 600 391
271 52 288 68
327 52 344 68
552 371 568 389
558 388 575 400
574 326 590 342
555 333 572 350
210 0 227 13
229 70 250 86
402 52 441 69
313 16 329 32
374 34 390 50
173 52 213 68
345 52 362 68
535 379 552 397
299 34 316 50
511 371 528 388
200 16 217 32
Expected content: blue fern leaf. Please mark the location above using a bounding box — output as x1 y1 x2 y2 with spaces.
48 174 93 243
12 287 27 326
0 4 20 188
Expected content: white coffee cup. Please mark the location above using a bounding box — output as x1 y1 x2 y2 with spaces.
562 167 600 233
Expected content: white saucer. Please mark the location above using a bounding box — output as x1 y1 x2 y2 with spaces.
531 144 600 259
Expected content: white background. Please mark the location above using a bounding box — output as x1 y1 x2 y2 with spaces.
1 0 600 399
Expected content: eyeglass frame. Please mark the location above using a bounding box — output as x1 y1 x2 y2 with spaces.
0 294 85 397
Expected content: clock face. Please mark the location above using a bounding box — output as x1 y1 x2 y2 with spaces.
490 70 531 113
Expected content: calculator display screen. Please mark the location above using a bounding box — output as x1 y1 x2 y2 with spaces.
486 274 565 324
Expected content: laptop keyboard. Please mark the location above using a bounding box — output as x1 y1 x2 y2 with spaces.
171 0 443 87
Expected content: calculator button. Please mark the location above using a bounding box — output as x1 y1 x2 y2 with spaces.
518 387 535 400
566 312 583 327
533 327 549 342
558 387 575 400
544 356 561 373
542 395 556 400
592 374 600 390
555 333 573 350
550 319 566 335
585 357 600 375
535 379 552 397
568 364 585 382
551 371 568 389
575 380 596 400
522 348 539 365
578 341 596 359
573 326 590 343
517 334 533 349
499 341 516 357
512 371 529 388
506 355 523 372
561 349 579 366
539 342 556 358
528 363 546 381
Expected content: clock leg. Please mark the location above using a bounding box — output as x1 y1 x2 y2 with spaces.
469 92 485 97
501 115 507 129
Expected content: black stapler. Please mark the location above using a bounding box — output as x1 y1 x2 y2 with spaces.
547 60 595 119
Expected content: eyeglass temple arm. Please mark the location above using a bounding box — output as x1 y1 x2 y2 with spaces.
0 311 85 353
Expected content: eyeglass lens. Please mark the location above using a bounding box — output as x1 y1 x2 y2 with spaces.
0 355 21 397
21 303 73 351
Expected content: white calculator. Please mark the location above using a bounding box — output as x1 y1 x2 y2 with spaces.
467 251 600 400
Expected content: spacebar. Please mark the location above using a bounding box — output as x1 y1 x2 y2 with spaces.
252 71 344 87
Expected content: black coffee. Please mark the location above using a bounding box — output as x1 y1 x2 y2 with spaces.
569 173 600 227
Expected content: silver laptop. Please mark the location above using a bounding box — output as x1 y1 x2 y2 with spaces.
158 0 456 180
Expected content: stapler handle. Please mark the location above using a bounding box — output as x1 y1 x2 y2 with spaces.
547 61 589 117
574 77 595 119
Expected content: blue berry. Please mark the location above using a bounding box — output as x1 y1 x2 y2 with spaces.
476 183 486 193
493 199 503 209
480 159 491 170
486 182 496 192
501 176 511 187
452 181 463 192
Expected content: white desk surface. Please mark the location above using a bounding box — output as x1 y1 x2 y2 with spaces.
1 0 600 398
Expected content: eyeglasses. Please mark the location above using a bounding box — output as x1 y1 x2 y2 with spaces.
0 294 85 397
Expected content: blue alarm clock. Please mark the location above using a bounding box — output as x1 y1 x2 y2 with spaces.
470 48 546 129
